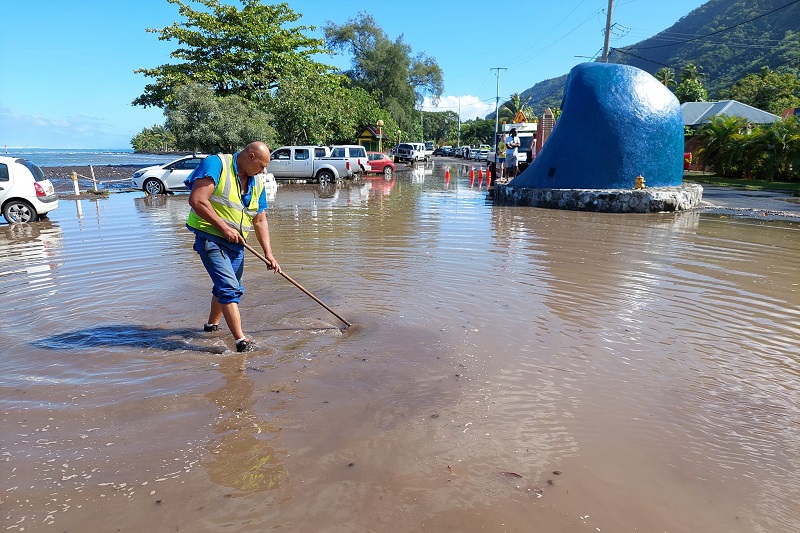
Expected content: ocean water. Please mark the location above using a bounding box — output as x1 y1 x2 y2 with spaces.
2 147 179 167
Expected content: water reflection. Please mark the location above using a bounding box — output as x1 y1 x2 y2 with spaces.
204 355 288 493
0 170 798 532
0 219 63 294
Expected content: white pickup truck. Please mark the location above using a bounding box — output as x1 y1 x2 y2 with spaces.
329 145 370 177
267 145 354 185
394 142 427 164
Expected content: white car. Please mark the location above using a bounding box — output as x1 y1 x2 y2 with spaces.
0 156 59 223
131 154 208 194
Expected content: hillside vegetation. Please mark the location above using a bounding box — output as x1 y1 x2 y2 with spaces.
521 0 800 116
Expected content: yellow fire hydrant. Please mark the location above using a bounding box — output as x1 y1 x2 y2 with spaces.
634 174 646 190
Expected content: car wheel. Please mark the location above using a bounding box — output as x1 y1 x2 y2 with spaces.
3 200 37 223
383 166 393 179
143 178 166 195
317 169 335 186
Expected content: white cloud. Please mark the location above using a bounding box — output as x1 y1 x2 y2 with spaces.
0 104 134 149
422 95 495 122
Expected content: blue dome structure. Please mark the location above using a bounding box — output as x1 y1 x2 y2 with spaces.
511 63 684 190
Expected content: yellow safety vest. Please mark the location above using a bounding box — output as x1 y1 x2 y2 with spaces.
186 153 264 240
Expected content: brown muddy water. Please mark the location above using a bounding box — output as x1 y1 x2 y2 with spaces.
2 163 799 533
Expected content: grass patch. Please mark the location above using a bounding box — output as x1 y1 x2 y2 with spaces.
80 189 110 197
683 171 800 195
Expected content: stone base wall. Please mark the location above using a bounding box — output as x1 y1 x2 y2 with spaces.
493 184 704 213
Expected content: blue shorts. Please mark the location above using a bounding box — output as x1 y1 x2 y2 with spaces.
193 235 245 304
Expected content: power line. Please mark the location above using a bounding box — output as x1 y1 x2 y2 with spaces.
621 0 800 51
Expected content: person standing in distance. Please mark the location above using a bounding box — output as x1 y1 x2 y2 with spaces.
184 141 281 353
496 133 507 182
505 128 521 179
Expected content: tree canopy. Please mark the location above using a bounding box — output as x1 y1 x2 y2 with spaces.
323 13 443 134
721 67 800 115
134 0 330 108
164 84 275 153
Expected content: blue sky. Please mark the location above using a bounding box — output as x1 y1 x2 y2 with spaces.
0 0 707 149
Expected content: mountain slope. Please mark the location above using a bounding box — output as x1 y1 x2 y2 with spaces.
519 0 800 116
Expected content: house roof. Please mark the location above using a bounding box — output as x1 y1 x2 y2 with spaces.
357 124 383 138
681 100 779 126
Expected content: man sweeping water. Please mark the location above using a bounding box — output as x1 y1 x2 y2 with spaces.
184 141 281 352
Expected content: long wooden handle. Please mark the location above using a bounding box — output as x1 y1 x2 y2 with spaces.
241 241 352 328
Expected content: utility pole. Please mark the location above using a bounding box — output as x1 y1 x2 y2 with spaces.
602 0 614 62
457 99 461 149
490 67 507 157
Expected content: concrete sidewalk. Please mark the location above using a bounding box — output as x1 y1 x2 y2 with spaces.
698 186 800 220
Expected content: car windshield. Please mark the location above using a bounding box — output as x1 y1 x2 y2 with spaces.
22 160 47 181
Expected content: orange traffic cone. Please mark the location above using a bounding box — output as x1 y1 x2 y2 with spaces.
486 167 492 186
445 167 450 180
478 168 483 178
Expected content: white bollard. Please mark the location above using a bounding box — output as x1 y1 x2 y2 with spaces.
90 165 98 192
71 171 80 195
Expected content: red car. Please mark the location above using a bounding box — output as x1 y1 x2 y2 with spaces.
366 152 395 179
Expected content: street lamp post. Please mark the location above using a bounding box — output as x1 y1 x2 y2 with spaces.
377 119 384 153
397 130 401 147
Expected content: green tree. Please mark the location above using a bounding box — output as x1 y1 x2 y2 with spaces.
459 119 495 146
421 110 459 145
654 67 677 88
133 0 330 108
675 78 708 103
721 67 800 116
498 93 531 123
694 115 749 176
164 84 275 153
680 63 706 82
131 124 176 152
323 13 444 135
746 117 800 181
271 68 392 146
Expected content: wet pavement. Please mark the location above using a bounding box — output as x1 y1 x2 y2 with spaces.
1 163 799 532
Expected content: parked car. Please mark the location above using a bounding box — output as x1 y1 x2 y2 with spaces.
433 147 453 156
394 142 427 164
423 141 435 159
0 156 58 223
268 145 353 184
365 152 395 179
131 154 208 194
328 145 369 176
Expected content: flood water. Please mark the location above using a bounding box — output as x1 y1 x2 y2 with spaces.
2 163 799 533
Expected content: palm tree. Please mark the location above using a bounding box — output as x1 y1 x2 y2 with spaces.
654 67 676 88
748 117 800 181
694 115 748 176
499 93 530 123
680 63 705 83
